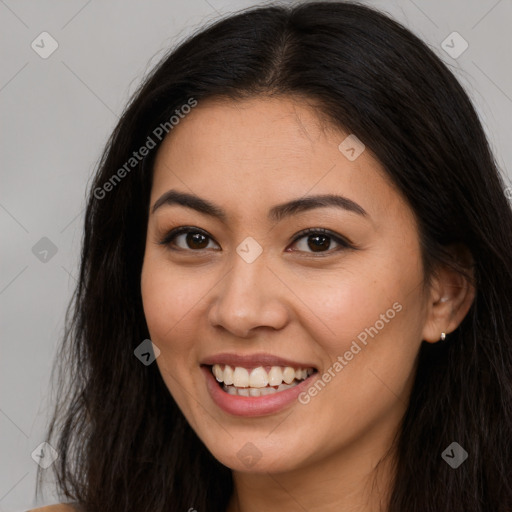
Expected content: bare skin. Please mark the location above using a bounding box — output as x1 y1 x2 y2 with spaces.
138 95 474 512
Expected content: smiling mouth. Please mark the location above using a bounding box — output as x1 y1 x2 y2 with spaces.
208 364 317 397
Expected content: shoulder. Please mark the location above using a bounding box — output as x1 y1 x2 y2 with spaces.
26 505 78 512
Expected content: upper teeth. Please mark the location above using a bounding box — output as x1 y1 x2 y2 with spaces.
211 364 314 388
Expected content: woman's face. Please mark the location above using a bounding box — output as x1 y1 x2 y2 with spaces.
141 96 433 474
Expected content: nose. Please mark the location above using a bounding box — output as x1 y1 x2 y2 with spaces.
207 250 289 338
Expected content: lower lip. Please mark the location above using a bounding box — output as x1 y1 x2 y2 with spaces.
201 365 317 417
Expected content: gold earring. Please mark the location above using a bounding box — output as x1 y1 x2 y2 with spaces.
440 332 446 341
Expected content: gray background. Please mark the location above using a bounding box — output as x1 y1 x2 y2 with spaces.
1 0 511 510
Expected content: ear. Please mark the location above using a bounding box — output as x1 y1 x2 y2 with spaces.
421 244 476 343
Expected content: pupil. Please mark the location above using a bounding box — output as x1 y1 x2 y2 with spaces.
308 235 329 252
187 232 208 249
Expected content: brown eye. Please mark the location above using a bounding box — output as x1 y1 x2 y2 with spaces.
184 232 209 249
160 227 219 251
289 228 352 254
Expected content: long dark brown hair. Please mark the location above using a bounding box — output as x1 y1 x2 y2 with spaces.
37 2 512 511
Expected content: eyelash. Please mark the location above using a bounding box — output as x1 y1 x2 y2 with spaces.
158 226 354 255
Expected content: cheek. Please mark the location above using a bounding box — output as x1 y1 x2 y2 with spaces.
140 256 203 412
305 265 409 351
307 243 425 389
141 254 200 346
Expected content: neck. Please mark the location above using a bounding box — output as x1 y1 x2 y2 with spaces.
226 429 397 512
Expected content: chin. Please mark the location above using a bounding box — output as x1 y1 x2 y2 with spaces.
201 431 312 474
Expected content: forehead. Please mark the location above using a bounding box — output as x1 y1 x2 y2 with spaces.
155 95 343 170
150 96 409 227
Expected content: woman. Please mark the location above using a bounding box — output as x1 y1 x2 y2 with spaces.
31 1 512 511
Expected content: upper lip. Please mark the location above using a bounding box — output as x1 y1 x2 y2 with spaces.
200 352 317 370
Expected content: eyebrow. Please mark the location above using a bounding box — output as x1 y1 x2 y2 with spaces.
151 189 367 222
